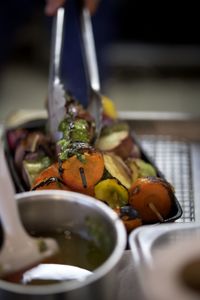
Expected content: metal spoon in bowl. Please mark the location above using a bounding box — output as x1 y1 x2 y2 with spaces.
0 141 59 278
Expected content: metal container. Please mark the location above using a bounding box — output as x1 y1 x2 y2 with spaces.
0 190 126 300
129 223 200 300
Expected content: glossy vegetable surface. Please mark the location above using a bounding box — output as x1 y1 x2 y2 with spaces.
61 150 104 194
129 176 174 223
94 178 129 209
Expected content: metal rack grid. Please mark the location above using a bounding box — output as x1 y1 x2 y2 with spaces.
139 135 195 223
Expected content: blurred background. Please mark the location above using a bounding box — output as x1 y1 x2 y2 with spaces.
0 0 200 122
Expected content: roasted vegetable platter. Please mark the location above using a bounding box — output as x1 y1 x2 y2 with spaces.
3 95 182 233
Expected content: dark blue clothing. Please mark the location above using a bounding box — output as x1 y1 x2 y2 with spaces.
61 0 117 106
0 0 117 107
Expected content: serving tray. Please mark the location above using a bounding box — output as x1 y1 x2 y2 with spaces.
4 117 182 224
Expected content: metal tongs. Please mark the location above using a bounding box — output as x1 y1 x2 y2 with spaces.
48 5 103 142
48 8 66 142
78 3 103 142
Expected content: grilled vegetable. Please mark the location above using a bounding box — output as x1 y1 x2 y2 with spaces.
7 129 28 151
32 163 60 186
126 158 157 183
102 95 118 120
122 218 142 233
59 119 90 143
32 177 70 191
60 150 104 194
12 131 55 188
65 92 95 126
103 153 132 189
129 176 174 223
96 130 134 160
114 206 142 232
94 178 129 209
23 156 52 186
100 122 130 136
14 132 54 170
58 94 95 150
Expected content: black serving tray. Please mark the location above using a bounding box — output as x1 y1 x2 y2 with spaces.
4 118 47 193
4 118 182 224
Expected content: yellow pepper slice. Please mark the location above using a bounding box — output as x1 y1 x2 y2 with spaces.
94 178 128 209
102 95 118 120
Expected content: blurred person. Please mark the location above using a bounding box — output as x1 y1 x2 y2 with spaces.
45 0 99 16
0 0 117 107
